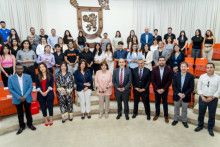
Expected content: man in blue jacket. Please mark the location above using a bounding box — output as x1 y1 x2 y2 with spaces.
8 64 36 135
140 27 153 49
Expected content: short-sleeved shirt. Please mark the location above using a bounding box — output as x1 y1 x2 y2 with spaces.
113 49 128 59
191 36 204 49
177 37 188 49
79 50 94 64
0 28 10 42
164 33 176 43
64 49 79 63
53 52 64 65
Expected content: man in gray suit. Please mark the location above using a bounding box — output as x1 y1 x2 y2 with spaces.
113 58 132 120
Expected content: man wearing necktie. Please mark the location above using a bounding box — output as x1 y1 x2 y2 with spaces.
132 59 151 120
113 58 132 120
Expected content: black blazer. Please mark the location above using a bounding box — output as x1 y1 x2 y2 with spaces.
132 67 151 94
35 73 54 101
172 72 194 102
151 66 172 92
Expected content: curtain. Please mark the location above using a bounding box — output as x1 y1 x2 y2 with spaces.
0 0 45 40
133 0 220 43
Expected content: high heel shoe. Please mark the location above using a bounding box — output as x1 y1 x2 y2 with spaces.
45 123 49 127
49 122 53 126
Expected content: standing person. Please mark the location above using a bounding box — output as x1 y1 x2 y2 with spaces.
74 59 93 119
16 40 37 82
151 56 172 123
36 62 54 126
58 37 68 53
10 39 21 57
53 44 64 74
36 45 55 73
93 43 104 74
0 21 10 44
128 35 141 51
76 31 86 53
7 28 21 47
163 27 176 44
177 30 188 54
140 27 154 49
64 40 79 73
132 59 151 120
112 31 123 51
39 28 48 40
27 35 38 52
36 37 53 56
153 41 169 66
104 43 114 73
142 43 153 71
127 30 135 49
202 30 216 61
153 29 162 42
95 61 112 119
172 62 194 128
195 63 220 137
79 43 94 72
55 62 74 123
47 29 59 49
113 58 132 120
113 41 128 68
27 27 41 45
127 44 142 70
100 33 111 51
150 38 159 53
0 45 16 87
164 36 174 57
0 33 4 45
63 30 74 44
8 64 36 135
191 29 204 60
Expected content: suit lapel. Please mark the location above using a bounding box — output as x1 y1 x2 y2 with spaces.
182 72 189 91
14 75 22 95
177 73 182 91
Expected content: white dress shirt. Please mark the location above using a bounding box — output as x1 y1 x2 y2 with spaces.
94 52 104 62
17 74 23 96
197 73 220 98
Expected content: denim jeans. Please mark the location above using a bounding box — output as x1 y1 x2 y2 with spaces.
67 63 78 74
198 96 218 130
191 48 201 59
77 45 84 53
54 67 60 74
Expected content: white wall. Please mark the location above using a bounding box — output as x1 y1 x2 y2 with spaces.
43 0 134 47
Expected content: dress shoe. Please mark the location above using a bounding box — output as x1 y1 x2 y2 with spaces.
194 127 203 132
132 114 137 119
172 121 178 126
116 114 122 120
62 120 66 123
81 113 85 120
147 115 151 120
87 113 91 119
208 130 214 137
164 117 169 123
125 115 129 120
16 127 25 135
28 125 36 131
153 116 159 121
182 122 189 128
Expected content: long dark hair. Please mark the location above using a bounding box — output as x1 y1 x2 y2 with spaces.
170 45 180 57
105 43 113 59
59 61 68 73
9 28 21 44
131 35 138 44
195 29 203 38
115 31 121 38
37 62 50 81
0 45 10 58
178 30 188 40
142 43 150 55
77 59 88 72
129 30 135 38
63 30 73 44
11 38 20 48
130 43 138 56
21 40 32 50
93 43 102 56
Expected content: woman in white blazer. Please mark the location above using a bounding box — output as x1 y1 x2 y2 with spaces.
142 43 153 71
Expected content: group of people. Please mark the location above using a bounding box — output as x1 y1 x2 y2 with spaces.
0 21 219 137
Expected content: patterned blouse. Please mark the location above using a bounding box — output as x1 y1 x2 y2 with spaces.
55 71 74 92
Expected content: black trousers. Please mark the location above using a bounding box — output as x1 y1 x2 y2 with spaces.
1 66 13 87
115 91 129 116
24 65 35 83
133 90 150 116
155 91 168 117
93 63 100 74
15 101 33 128
48 68 53 74
38 96 54 117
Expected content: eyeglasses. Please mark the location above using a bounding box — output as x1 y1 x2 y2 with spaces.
207 81 210 87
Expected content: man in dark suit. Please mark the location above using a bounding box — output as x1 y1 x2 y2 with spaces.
113 58 132 120
151 56 172 123
172 61 194 128
132 59 151 120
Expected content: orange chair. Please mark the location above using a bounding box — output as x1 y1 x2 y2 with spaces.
187 43 192 57
194 58 208 77
185 57 195 75
212 48 220 60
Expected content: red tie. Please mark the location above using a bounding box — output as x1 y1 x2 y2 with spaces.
120 68 123 87
139 69 142 80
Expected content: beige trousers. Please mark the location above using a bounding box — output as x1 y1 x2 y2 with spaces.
203 47 213 61
98 95 110 114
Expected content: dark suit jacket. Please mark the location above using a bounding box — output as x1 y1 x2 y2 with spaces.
132 67 151 95
113 68 132 94
35 73 54 101
151 66 172 92
172 72 194 102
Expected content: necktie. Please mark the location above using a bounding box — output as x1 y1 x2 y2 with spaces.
139 69 142 80
120 68 123 87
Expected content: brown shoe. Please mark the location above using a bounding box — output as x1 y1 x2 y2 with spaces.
153 116 159 121
165 117 169 123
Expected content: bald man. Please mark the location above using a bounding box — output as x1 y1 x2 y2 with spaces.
140 27 153 49
113 58 132 120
